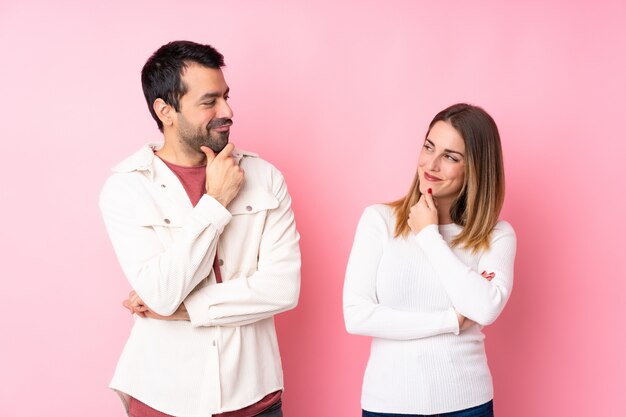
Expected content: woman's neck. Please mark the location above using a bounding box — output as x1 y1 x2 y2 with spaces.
435 198 454 225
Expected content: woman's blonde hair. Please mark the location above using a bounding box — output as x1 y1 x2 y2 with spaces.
389 103 505 252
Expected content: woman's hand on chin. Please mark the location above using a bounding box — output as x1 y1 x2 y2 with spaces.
408 188 438 234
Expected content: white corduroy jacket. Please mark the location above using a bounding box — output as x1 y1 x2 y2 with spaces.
99 143 301 417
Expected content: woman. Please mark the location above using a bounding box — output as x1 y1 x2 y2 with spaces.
343 103 516 417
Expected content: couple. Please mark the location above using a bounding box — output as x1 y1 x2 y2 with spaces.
100 41 516 417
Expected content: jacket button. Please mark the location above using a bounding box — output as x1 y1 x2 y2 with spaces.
212 340 216 346
164 218 171 224
246 205 252 211
218 259 224 266
161 184 166 188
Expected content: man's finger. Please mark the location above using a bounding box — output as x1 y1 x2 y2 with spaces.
200 146 217 164
216 143 235 160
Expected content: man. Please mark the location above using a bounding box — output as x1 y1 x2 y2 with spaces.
100 40 300 417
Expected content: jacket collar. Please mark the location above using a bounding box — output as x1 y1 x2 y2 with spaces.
112 143 161 173
111 142 258 173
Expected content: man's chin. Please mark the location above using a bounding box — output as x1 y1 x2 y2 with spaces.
199 136 229 154
208 141 228 154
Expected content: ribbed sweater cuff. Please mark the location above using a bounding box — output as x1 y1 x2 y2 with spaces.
414 224 441 246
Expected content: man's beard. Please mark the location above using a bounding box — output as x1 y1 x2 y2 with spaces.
178 116 232 154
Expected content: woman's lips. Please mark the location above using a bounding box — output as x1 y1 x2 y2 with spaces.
423 172 442 181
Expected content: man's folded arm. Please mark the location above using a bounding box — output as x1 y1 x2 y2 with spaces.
184 173 301 327
100 175 231 316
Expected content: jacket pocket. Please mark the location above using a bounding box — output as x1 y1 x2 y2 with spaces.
229 189 278 215
133 200 183 227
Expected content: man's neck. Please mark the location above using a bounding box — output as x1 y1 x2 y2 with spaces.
156 139 206 167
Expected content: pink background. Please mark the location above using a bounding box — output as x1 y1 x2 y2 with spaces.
1 1 625 416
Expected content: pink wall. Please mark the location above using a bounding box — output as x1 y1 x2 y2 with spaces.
1 1 625 416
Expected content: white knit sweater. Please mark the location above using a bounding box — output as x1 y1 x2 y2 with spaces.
343 204 516 414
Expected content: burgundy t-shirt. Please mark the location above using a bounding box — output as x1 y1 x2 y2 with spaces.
158 157 206 207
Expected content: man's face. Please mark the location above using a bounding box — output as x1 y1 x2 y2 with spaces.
175 64 233 153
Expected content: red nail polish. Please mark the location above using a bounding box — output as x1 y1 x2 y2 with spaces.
428 188 432 194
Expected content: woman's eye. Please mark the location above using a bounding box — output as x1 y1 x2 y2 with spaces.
445 154 459 162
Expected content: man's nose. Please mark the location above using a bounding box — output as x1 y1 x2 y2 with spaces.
218 100 234 119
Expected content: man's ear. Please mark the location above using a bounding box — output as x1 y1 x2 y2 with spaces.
153 98 175 128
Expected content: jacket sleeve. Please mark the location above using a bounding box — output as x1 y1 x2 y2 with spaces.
99 174 232 316
343 207 460 340
414 223 517 326
183 172 301 327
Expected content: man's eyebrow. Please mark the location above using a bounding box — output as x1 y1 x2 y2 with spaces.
198 92 220 101
197 88 229 102
425 138 465 156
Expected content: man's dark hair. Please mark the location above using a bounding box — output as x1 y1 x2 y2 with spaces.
141 40 225 131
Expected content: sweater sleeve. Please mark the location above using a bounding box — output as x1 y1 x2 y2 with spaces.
414 222 517 326
343 206 460 340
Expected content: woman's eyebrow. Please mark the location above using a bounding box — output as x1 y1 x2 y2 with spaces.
425 138 465 156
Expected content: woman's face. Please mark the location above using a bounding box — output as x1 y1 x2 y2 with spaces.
417 120 466 202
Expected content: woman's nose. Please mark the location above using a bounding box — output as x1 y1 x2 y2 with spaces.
426 155 440 171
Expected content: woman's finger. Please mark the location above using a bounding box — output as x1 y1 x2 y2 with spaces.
122 299 133 313
130 294 143 309
424 188 437 211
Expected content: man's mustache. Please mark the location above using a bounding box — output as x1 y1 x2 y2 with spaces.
207 118 233 129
